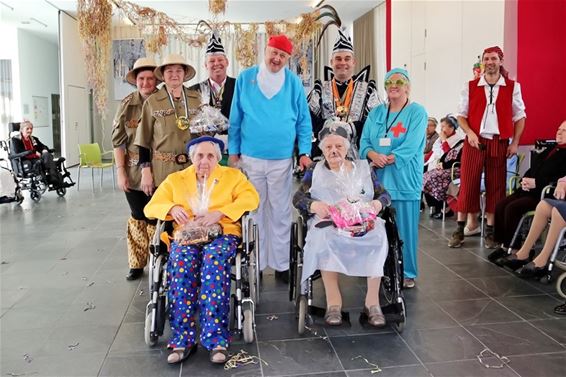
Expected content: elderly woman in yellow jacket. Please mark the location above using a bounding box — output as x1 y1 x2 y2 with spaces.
144 136 259 365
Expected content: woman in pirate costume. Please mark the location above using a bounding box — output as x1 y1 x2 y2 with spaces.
111 57 159 281
308 29 382 158
134 54 201 195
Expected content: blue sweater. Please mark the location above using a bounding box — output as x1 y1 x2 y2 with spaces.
360 102 427 201
228 66 312 159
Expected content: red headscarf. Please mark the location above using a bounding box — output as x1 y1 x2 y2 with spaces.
482 46 509 78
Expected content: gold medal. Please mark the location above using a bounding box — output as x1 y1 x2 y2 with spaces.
176 116 190 130
336 105 348 118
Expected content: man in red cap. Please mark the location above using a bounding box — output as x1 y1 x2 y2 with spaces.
228 34 312 282
448 46 526 248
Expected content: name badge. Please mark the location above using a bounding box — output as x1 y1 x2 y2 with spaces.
379 138 391 147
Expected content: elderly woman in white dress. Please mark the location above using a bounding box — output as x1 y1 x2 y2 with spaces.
293 124 391 327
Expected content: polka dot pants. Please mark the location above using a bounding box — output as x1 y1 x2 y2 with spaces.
167 234 239 350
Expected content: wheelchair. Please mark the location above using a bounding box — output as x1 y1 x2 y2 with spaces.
502 185 566 284
144 213 260 347
289 206 407 334
0 138 75 202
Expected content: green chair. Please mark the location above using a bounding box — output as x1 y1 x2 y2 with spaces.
77 143 115 191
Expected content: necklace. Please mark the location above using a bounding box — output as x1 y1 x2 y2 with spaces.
166 87 190 130
332 79 354 120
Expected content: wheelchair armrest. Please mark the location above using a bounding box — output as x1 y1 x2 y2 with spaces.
9 150 33 159
541 184 556 200
508 175 521 195
450 162 460 181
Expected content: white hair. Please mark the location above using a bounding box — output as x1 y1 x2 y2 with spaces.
188 141 222 162
318 134 350 152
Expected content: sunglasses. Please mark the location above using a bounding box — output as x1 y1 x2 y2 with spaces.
384 79 408 88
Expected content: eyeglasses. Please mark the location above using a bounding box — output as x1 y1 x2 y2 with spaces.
384 79 408 88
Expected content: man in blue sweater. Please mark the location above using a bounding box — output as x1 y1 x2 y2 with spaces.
228 35 312 281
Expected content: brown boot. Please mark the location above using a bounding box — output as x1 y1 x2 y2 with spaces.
448 229 464 248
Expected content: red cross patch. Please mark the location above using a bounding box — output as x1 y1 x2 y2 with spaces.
391 122 406 138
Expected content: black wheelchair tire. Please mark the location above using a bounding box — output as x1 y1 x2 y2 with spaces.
556 273 566 299
30 190 41 202
56 187 66 197
394 297 406 333
155 295 167 336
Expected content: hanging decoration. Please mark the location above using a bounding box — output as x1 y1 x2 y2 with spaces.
77 0 113 118
77 0 345 117
209 0 228 16
234 24 259 68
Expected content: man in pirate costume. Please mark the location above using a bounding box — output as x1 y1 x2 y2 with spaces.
134 54 201 195
308 28 382 158
189 34 236 123
112 57 159 281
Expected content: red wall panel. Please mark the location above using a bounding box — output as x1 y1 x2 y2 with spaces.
516 0 566 144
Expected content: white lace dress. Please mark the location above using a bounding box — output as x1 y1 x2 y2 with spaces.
301 160 389 283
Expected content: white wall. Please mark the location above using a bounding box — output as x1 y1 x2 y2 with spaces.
17 29 60 147
59 12 91 165
0 26 21 141
391 0 505 119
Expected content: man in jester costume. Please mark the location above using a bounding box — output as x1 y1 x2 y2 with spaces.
308 28 382 158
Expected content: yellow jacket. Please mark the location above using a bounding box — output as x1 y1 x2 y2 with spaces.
144 165 259 237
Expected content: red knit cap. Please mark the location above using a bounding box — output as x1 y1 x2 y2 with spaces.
268 35 293 55
483 46 504 60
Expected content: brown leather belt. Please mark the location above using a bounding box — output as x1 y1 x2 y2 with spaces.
153 150 189 165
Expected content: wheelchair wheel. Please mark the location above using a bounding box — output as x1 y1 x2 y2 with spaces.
30 190 41 202
297 295 307 335
556 273 566 299
540 274 552 285
56 187 66 197
144 311 158 347
242 302 254 344
394 297 406 333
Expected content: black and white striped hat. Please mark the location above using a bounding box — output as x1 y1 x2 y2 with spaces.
206 34 225 55
333 28 353 54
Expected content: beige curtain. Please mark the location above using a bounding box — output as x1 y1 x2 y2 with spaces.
353 8 377 81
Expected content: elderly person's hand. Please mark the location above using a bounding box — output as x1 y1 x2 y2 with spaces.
521 177 536 191
196 211 224 226
554 180 566 200
169 205 190 225
310 201 331 219
371 200 383 214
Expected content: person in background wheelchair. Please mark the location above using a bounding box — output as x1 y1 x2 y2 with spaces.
144 136 259 365
489 120 566 264
11 120 66 187
500 176 566 278
293 123 391 327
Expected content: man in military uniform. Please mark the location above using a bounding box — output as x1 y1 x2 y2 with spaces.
134 54 201 194
189 34 236 122
112 57 159 280
308 29 382 158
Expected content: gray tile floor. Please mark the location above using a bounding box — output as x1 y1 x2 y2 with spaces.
1 169 565 377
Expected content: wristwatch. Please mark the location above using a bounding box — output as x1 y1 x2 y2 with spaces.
299 153 311 159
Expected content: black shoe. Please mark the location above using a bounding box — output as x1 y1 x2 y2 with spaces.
275 269 289 284
126 268 143 281
501 255 530 271
488 247 508 264
516 262 547 279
